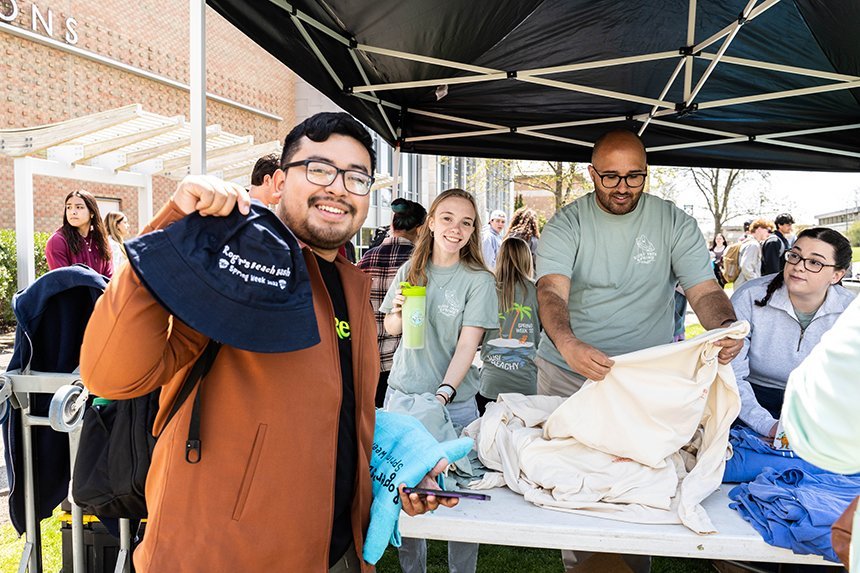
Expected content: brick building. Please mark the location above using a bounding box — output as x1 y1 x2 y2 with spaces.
1 0 512 265
1 0 295 234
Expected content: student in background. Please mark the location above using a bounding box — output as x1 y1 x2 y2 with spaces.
357 197 427 407
477 237 541 414
46 189 112 277
731 227 854 437
248 153 282 206
104 211 131 267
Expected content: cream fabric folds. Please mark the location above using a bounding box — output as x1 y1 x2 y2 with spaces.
467 322 748 534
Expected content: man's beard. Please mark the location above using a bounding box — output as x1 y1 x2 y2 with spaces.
277 198 358 250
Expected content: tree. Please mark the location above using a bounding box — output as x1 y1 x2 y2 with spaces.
513 161 588 212
687 168 772 237
847 220 860 247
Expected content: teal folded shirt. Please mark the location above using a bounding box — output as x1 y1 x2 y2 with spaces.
363 410 473 565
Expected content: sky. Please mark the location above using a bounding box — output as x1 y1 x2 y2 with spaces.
667 169 860 228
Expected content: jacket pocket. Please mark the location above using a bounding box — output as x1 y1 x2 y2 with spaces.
232 423 268 521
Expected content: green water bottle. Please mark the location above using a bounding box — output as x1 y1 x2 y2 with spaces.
400 282 426 349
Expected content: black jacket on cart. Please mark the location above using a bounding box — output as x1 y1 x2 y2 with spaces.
2 264 107 534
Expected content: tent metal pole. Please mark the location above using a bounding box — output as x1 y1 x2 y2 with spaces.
699 79 860 110
754 139 860 159
519 76 672 108
351 92 401 110
697 53 860 82
525 116 628 131
760 123 860 139
265 1 351 46
189 0 206 175
693 0 780 53
649 119 741 138
347 50 398 140
521 51 678 76
404 129 509 143
392 145 401 198
352 73 508 94
684 0 696 100
687 0 757 106
290 15 345 89
408 109 504 130
648 137 748 153
517 130 593 148
358 44 498 75
639 58 686 136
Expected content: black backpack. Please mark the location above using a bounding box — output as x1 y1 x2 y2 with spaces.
72 341 221 519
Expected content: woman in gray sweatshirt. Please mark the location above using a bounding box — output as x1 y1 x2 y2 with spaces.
730 227 855 437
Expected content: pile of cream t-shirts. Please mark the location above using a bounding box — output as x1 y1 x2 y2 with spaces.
466 322 749 534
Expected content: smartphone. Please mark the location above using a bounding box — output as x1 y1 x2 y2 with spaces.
402 487 491 501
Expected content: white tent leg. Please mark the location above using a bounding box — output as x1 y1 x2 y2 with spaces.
189 0 206 175
392 146 402 199
14 157 35 290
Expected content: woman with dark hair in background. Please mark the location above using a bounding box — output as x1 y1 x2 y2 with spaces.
730 227 855 437
46 190 113 277
710 232 728 288
505 206 541 262
357 197 427 406
104 210 131 267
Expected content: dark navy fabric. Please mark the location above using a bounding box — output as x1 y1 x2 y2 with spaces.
723 426 830 483
2 265 108 534
729 467 860 562
125 200 319 353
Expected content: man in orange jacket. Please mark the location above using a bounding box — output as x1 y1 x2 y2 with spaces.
81 113 453 573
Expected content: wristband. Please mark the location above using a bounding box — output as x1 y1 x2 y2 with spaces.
435 391 451 405
437 383 457 403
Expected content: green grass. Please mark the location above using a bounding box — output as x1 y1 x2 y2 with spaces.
852 246 860 263
0 513 714 572
0 508 63 572
375 541 713 572
685 323 706 339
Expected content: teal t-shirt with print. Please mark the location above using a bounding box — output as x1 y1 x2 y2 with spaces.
380 261 498 401
479 280 541 399
535 192 713 373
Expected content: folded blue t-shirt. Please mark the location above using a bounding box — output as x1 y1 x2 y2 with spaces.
723 426 826 483
729 467 860 561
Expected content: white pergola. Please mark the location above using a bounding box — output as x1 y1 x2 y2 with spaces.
0 104 281 288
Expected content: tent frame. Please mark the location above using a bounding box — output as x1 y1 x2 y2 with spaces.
239 0 859 162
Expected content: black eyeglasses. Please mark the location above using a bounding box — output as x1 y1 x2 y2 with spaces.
591 169 647 189
283 159 374 196
784 251 839 273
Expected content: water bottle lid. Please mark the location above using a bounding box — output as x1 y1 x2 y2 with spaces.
399 281 426 296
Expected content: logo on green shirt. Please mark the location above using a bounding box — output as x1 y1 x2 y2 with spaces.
334 317 351 340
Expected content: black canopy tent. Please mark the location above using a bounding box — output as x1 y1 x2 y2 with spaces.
208 0 860 171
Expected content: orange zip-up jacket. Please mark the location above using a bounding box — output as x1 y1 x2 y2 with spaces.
81 200 379 572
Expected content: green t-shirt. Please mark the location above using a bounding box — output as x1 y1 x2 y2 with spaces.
479 280 541 399
380 260 498 401
535 192 713 373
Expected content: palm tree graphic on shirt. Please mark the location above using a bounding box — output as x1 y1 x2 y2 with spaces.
506 303 533 339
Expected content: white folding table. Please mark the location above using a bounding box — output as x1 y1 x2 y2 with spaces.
399 485 837 566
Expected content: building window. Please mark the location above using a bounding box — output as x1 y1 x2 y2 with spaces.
438 157 452 191
97 197 122 216
401 155 420 202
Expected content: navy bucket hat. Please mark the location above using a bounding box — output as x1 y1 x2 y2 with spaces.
125 201 320 353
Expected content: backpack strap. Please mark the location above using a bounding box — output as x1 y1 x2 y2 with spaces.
158 339 222 464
